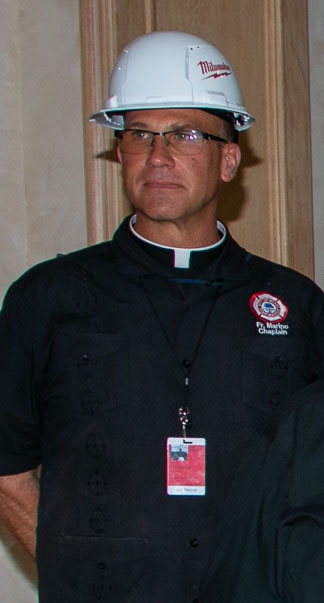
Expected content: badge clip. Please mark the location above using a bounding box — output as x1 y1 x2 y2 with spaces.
178 406 191 438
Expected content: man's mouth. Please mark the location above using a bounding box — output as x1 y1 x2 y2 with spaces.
144 181 181 189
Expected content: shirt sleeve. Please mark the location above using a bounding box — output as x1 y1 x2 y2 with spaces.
277 383 324 602
308 284 324 377
201 381 324 603
0 278 42 474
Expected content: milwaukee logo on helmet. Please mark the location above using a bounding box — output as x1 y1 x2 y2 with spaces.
197 60 232 80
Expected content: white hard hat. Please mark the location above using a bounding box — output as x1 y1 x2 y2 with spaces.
89 31 255 131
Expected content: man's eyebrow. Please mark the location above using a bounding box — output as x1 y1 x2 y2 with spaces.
125 121 149 129
124 122 196 131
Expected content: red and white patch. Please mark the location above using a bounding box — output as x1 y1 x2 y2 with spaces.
250 292 288 323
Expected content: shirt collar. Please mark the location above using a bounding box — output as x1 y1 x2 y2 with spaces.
111 215 252 283
128 214 226 269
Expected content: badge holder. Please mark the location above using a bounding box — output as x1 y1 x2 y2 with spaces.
166 407 206 496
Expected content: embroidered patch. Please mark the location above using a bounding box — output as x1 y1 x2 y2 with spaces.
249 292 288 323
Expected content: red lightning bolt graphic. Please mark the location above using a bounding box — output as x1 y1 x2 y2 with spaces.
203 72 231 81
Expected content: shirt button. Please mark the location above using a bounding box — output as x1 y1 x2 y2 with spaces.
269 391 280 406
190 538 199 548
89 508 107 533
81 392 99 416
85 432 105 459
183 359 191 368
97 562 106 570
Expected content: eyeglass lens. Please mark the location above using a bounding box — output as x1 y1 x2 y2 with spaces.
117 130 206 155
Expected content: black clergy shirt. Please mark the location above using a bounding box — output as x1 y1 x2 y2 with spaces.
1 215 324 602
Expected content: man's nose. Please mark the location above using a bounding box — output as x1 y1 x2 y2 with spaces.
145 134 175 166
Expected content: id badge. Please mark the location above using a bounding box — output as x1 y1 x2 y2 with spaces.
166 437 206 496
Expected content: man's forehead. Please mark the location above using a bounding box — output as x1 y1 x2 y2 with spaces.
124 108 225 131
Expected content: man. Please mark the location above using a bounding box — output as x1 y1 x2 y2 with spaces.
0 31 323 602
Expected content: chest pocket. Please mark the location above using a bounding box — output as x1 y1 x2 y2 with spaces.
240 335 304 415
47 332 130 416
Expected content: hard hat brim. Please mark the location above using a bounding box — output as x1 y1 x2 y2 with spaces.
88 106 255 132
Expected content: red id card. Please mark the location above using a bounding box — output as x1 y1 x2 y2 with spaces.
166 437 206 496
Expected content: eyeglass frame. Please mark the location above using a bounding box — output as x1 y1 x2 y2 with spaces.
114 128 229 155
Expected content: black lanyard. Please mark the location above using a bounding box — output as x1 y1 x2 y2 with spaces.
140 276 222 434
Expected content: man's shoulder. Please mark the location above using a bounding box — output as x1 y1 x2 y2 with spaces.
249 250 310 280
247 250 322 294
4 241 114 302
54 240 114 269
225 233 322 295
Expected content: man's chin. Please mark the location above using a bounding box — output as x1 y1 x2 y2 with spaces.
134 206 190 224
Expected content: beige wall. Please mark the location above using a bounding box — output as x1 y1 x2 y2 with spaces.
0 0 85 599
0 0 323 601
0 0 86 304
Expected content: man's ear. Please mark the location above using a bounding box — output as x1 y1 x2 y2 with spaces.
116 145 123 164
220 143 241 182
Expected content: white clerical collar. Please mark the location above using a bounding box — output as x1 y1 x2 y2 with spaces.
129 214 226 268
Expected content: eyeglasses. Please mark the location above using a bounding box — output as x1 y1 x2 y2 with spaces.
115 129 228 156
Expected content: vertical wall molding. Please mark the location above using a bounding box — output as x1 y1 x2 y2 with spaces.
264 1 288 266
80 0 123 244
80 1 105 244
144 0 154 31
281 0 314 277
79 0 150 243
